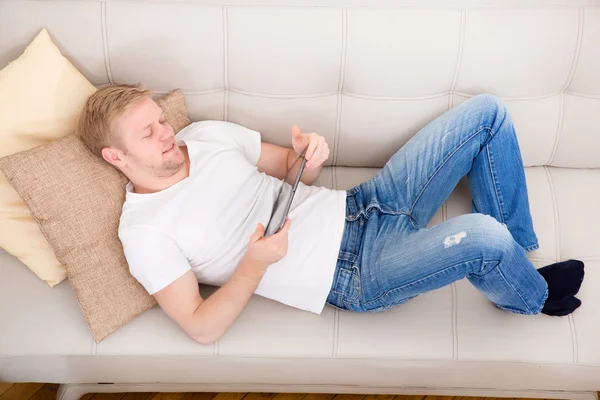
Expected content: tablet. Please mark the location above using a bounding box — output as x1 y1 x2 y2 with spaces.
264 150 308 236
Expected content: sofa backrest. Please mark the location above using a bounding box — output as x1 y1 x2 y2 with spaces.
1 0 598 169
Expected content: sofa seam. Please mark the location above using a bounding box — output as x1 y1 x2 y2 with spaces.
3 355 598 365
547 7 583 166
545 166 578 364
568 314 579 365
153 88 224 96
333 309 340 358
452 281 458 361
223 6 229 122
100 1 114 84
159 89 598 101
544 166 580 362
563 90 600 99
333 9 347 167
546 92 565 166
229 88 337 99
447 200 459 361
544 167 561 264
449 8 465 105
91 2 589 10
331 165 341 190
561 7 585 91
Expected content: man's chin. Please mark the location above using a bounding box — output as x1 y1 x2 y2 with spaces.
163 160 185 173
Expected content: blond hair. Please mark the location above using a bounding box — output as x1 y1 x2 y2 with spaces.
78 84 152 158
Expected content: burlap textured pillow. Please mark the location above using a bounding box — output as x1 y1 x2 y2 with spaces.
155 90 191 133
0 28 97 287
0 90 192 343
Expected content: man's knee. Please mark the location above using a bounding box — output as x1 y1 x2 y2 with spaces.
471 93 507 113
459 94 510 135
450 213 514 252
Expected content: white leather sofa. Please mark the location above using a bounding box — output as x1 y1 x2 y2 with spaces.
1 1 599 399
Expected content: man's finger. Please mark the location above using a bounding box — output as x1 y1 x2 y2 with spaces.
292 125 302 138
251 223 264 242
279 217 291 233
305 139 318 162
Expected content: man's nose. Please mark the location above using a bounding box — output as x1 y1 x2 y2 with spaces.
158 124 171 141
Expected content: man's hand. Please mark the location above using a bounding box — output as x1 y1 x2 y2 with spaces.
291 125 330 171
246 217 291 270
153 219 292 345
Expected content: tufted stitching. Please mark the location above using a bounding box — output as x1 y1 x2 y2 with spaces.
333 309 340 358
333 9 347 167
563 90 600 99
229 88 337 98
214 8 228 355
443 199 460 361
101 1 114 84
449 9 466 111
544 166 561 263
451 281 458 361
223 6 229 121
547 91 565 166
569 314 579 364
544 166 581 362
562 7 585 91
547 7 584 166
547 8 584 167
153 88 224 95
332 165 337 189
546 166 580 364
343 91 449 101
330 164 335 188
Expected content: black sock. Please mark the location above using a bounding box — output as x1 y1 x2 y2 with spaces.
537 259 585 303
541 296 582 316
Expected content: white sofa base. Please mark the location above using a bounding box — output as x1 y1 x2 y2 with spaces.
56 383 599 400
2 1 600 397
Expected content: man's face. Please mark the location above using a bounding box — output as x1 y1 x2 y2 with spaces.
104 96 185 181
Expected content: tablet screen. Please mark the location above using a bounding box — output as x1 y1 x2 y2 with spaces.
264 150 307 236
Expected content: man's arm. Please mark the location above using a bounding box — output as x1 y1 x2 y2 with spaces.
257 142 322 186
153 256 269 345
152 214 292 345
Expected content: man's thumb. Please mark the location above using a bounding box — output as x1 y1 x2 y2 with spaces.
253 223 265 240
292 125 302 138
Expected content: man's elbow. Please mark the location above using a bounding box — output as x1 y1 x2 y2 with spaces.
193 333 218 346
190 328 221 345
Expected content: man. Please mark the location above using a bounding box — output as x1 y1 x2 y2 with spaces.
79 84 585 345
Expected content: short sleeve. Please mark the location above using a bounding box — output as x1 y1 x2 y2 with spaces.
223 121 262 165
178 121 262 165
119 226 191 295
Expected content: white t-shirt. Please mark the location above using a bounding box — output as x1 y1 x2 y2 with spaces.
118 120 347 314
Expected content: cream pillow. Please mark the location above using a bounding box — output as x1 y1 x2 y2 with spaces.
0 90 192 342
0 28 97 286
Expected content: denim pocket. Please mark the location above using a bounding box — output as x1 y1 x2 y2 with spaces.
332 260 362 305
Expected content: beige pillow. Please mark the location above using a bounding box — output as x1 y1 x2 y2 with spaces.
0 89 192 343
155 90 192 132
0 28 97 287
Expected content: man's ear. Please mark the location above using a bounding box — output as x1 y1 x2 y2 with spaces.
101 147 124 168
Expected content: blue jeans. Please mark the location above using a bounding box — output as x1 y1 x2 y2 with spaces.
326 94 549 315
